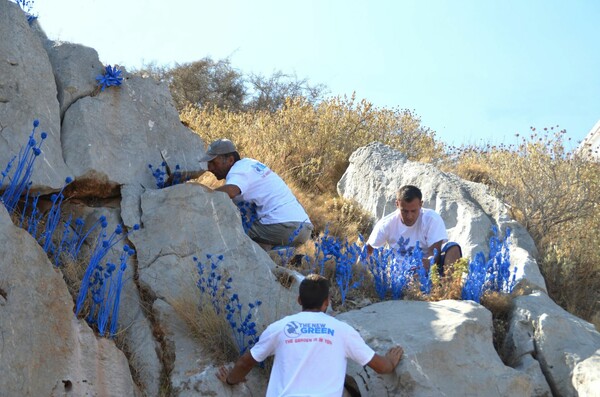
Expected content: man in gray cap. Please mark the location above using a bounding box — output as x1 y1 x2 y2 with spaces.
200 138 313 250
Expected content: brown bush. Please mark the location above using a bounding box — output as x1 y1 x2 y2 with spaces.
444 127 600 326
181 94 443 195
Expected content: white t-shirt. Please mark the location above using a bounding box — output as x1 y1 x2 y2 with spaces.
367 208 448 256
250 311 375 397
226 158 311 225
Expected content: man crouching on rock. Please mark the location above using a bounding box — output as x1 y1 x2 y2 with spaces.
216 274 404 396
200 138 313 250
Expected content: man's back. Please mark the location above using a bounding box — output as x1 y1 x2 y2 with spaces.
227 158 310 225
250 311 375 397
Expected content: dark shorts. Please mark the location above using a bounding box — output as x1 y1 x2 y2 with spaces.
247 221 313 247
437 241 462 275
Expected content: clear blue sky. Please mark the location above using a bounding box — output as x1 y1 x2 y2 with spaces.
33 0 600 150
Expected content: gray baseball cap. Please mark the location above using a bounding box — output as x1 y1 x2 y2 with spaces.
199 138 237 162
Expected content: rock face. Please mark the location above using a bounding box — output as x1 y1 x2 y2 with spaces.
337 142 547 292
125 183 300 395
0 206 138 396
42 40 104 118
61 73 205 196
61 203 164 397
0 0 70 191
339 300 533 397
2 2 600 396
503 292 600 397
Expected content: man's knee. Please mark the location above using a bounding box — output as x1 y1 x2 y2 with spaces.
292 223 313 246
438 242 462 275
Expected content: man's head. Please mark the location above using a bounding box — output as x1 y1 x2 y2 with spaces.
396 185 423 227
199 139 240 180
298 274 330 311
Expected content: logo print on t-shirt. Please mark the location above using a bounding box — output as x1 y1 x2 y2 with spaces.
284 321 301 338
252 162 267 175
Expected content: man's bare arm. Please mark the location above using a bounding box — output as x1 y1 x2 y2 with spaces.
216 351 258 385
215 184 241 199
366 346 404 374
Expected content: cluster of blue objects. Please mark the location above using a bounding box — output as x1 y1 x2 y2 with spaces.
237 201 258 234
13 0 37 23
367 237 431 300
1 120 137 338
76 220 139 337
194 254 262 354
461 226 515 303
148 162 187 189
96 65 123 91
305 226 514 305
308 227 363 305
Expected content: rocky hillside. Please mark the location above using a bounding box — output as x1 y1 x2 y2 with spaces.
1 1 599 396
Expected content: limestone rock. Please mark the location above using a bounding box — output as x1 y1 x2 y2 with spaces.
511 355 552 397
0 205 137 396
43 40 104 118
125 183 300 390
505 292 600 397
337 142 547 291
61 73 205 197
62 203 163 396
573 351 600 397
0 0 70 191
339 299 534 397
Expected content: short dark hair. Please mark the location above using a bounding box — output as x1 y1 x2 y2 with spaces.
299 274 329 310
397 185 422 202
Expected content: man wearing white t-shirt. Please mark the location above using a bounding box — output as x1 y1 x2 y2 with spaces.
216 274 404 396
200 138 313 249
366 185 462 274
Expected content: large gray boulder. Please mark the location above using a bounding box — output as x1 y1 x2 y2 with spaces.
43 40 104 118
573 352 600 397
339 300 534 397
61 73 205 197
503 292 600 397
0 0 70 191
0 205 138 396
337 142 547 292
125 183 300 392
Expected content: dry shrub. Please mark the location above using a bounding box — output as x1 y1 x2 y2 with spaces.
542 247 600 325
399 257 469 302
444 127 600 324
450 158 494 185
480 291 514 352
292 190 374 240
428 257 469 301
170 294 240 363
181 94 443 195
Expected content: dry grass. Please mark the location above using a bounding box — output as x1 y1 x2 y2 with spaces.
444 128 600 325
182 95 443 195
427 258 469 301
170 292 240 363
480 291 514 352
60 253 89 313
294 191 374 240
